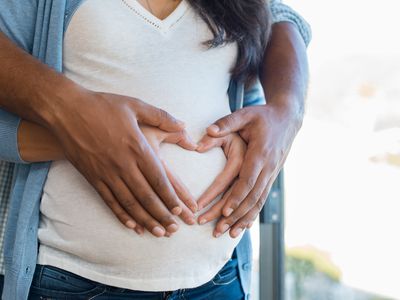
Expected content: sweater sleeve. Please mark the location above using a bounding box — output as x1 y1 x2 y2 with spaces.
0 110 26 163
0 1 37 163
269 0 312 47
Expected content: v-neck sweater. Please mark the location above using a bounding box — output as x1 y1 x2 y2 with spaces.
37 0 244 291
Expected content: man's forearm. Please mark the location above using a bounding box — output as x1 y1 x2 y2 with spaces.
260 22 309 125
0 31 80 128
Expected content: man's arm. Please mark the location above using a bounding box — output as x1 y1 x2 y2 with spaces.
201 21 309 237
269 0 312 47
0 32 197 237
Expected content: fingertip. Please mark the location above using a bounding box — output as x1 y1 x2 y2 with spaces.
221 223 230 233
186 218 196 225
223 207 234 217
191 203 198 213
167 223 179 233
207 124 220 134
214 231 222 238
230 227 243 238
198 217 207 225
196 201 205 211
152 226 165 237
125 220 137 229
196 142 206 152
190 144 199 151
171 206 183 215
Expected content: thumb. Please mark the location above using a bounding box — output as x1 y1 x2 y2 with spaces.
196 135 225 153
207 109 247 137
134 101 185 132
164 130 198 151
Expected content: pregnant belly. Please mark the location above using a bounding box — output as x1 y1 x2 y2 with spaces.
39 144 244 280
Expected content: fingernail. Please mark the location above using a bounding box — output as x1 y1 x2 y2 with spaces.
172 206 182 215
224 208 234 217
247 222 254 228
208 124 220 133
233 228 243 237
125 220 136 229
152 226 165 237
221 224 230 233
214 232 222 238
199 218 207 225
191 203 198 213
167 223 179 233
187 218 196 225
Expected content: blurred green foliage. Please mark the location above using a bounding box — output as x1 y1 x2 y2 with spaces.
286 246 342 282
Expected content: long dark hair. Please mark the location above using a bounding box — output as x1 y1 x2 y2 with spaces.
187 0 272 86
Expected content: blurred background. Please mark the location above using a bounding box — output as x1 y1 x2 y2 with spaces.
251 0 400 299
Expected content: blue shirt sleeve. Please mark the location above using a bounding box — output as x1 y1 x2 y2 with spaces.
0 111 25 163
270 0 312 46
0 1 38 52
0 1 38 163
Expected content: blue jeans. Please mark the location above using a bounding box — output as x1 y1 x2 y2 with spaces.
28 255 244 299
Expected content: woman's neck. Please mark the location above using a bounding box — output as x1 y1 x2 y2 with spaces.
136 0 182 20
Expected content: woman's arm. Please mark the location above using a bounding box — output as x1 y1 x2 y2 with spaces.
18 120 64 162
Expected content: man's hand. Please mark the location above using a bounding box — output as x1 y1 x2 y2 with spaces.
204 21 309 238
52 90 198 238
0 32 199 238
204 100 302 238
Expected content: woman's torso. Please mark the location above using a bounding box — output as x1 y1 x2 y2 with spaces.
38 0 244 291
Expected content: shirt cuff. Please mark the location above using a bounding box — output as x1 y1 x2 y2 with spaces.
0 109 27 163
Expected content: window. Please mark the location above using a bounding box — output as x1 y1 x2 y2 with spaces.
284 0 400 299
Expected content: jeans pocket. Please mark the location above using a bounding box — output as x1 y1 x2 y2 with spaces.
211 258 239 286
31 265 100 294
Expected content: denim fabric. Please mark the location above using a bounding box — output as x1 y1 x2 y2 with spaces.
28 255 244 300
0 274 4 295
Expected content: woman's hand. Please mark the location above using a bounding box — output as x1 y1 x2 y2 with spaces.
204 101 303 238
136 125 199 236
193 132 247 232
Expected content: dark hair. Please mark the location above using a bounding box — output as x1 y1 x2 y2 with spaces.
187 0 272 86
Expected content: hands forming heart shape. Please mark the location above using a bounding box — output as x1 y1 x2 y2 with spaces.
136 125 247 236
